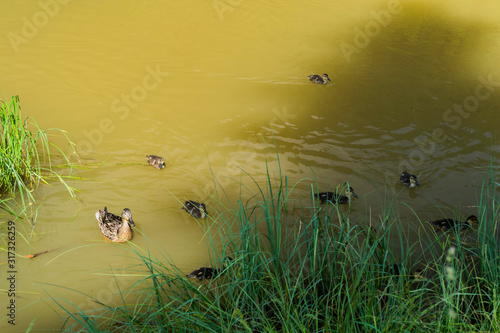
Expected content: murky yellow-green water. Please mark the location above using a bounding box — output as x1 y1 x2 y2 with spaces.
1 0 500 330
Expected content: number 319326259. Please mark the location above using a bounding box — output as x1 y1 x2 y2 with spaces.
7 221 15 269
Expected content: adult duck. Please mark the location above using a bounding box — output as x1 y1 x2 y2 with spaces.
146 155 166 169
95 207 135 242
400 171 420 188
182 201 207 219
429 215 478 231
315 183 358 204
308 73 331 84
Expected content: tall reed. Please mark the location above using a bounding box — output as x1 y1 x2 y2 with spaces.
0 95 76 220
53 160 499 332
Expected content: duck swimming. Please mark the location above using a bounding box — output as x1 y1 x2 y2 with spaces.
147 155 166 169
391 263 425 281
186 266 219 280
186 257 233 280
429 215 478 231
400 171 420 188
308 73 331 84
315 183 358 204
182 201 207 219
95 207 135 242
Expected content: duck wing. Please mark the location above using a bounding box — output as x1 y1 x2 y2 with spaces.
315 192 350 204
187 267 216 280
183 201 207 218
100 209 123 235
147 155 165 169
308 75 322 83
429 218 456 230
315 192 334 203
335 195 349 204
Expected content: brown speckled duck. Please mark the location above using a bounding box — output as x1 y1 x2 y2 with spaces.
147 155 166 169
95 207 135 242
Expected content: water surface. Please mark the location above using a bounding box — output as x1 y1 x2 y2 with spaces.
1 0 499 330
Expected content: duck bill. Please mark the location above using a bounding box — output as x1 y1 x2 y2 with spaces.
128 218 135 227
415 180 420 187
352 192 358 199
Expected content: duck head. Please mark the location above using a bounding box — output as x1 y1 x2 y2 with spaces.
466 215 478 225
121 208 135 227
409 175 420 188
342 183 358 199
322 73 331 82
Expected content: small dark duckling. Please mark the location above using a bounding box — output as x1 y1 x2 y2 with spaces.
315 183 358 204
400 171 419 188
186 257 233 280
391 264 425 281
429 215 478 231
308 73 331 84
146 155 165 169
186 267 219 280
182 201 207 219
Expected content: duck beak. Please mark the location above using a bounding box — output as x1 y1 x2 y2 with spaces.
415 180 420 187
352 191 358 199
129 218 135 227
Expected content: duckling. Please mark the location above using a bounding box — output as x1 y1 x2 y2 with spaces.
400 171 420 188
429 215 478 231
186 267 219 280
146 155 166 169
391 263 425 281
182 201 207 219
315 183 358 204
186 257 233 280
308 73 331 84
95 207 135 242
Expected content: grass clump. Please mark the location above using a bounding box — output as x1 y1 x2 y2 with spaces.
54 161 500 332
0 95 76 220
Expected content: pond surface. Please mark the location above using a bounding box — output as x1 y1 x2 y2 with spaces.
1 0 500 331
